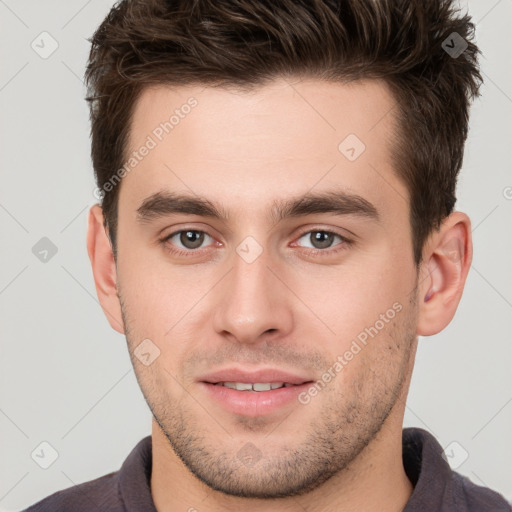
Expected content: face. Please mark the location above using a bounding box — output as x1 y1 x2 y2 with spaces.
114 78 421 498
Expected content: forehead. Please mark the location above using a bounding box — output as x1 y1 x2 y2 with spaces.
120 77 407 224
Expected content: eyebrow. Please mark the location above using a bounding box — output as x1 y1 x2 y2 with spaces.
136 189 380 226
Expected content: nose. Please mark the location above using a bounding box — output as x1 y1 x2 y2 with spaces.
212 243 294 345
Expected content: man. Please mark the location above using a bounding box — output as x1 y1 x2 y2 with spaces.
23 0 511 511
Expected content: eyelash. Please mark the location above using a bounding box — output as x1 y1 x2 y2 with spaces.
159 228 353 258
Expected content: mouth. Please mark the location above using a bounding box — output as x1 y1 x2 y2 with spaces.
199 367 312 387
209 382 303 391
198 369 314 417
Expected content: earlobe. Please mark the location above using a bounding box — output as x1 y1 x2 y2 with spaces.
86 204 125 334
416 212 472 337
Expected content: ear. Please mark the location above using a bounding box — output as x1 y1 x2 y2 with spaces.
86 204 125 334
416 211 473 336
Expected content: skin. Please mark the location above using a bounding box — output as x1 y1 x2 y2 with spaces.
87 77 472 512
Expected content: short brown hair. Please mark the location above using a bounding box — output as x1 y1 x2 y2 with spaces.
85 0 482 265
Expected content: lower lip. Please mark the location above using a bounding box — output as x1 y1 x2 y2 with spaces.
199 382 312 417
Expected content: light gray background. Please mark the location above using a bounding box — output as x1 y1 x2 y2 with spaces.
1 0 511 510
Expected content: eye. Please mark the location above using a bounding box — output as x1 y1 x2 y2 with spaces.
162 229 214 253
294 229 352 253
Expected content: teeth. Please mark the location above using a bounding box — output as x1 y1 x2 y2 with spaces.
253 383 272 391
224 382 252 391
220 382 287 391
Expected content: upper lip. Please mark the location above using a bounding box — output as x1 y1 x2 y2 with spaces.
199 368 313 385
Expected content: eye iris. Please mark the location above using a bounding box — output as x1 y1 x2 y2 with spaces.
180 230 204 249
311 231 334 249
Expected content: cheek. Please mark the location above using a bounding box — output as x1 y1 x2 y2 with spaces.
291 254 413 372
295 262 402 332
332 309 412 396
